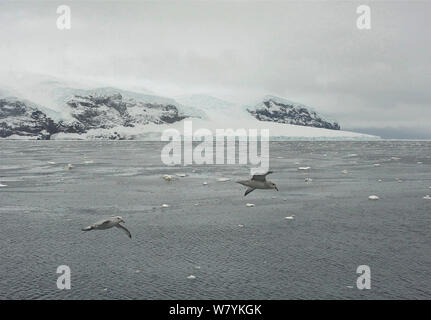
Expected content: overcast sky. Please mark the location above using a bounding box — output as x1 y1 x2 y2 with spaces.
0 0 430 138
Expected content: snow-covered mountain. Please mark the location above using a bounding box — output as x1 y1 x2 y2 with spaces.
0 89 187 140
247 95 340 130
0 83 379 140
0 97 57 140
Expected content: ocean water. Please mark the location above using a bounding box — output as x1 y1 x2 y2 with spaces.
0 141 430 300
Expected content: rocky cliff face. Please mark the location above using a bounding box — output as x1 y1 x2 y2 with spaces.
0 98 58 139
0 92 187 139
0 89 344 139
247 96 340 130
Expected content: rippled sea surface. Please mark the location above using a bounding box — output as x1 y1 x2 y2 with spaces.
0 141 430 300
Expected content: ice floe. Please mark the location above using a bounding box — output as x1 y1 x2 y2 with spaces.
176 173 187 177
368 195 380 200
298 166 311 171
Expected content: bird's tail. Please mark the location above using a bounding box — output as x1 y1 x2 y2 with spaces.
81 226 93 231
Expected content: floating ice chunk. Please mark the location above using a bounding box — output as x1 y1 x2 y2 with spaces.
217 178 231 182
391 157 400 160
373 164 381 167
47 161 56 165
246 203 255 207
83 160 94 164
238 224 244 228
377 179 383 182
161 204 170 208
176 173 187 177
103 288 108 291
187 275 196 280
423 195 431 200
284 215 295 220
162 174 174 182
342 170 349 174
0 183 7 187
202 181 208 185
194 203 199 206
298 166 311 171
368 195 380 200
346 285 354 289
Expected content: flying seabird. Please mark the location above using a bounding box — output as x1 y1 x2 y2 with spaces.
81 216 132 238
237 171 278 196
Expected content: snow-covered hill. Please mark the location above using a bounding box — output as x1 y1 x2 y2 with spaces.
0 97 57 140
247 95 340 130
0 83 379 140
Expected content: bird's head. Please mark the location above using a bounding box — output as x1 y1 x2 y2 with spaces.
268 181 278 191
115 216 125 223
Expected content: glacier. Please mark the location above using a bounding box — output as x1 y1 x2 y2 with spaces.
0 81 379 140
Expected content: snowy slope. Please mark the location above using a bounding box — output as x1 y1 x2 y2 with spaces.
55 93 377 140
247 95 340 130
0 80 379 140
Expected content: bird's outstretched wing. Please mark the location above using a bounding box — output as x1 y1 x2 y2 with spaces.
251 171 273 181
115 224 132 239
244 187 256 196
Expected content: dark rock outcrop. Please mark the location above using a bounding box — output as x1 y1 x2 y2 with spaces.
0 98 58 139
0 92 188 139
248 97 340 130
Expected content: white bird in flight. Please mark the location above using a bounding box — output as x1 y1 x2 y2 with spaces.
81 216 132 238
237 171 278 196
